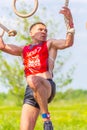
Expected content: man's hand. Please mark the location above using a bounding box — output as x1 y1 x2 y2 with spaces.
59 6 74 28
59 6 73 21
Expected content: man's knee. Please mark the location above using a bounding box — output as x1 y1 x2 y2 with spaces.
28 76 42 91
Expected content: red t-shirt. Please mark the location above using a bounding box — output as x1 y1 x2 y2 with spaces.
22 41 49 77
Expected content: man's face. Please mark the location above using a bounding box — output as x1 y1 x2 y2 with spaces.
30 24 47 42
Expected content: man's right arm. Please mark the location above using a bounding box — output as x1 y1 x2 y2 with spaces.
0 37 23 56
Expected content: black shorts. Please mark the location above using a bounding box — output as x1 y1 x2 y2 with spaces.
23 79 56 109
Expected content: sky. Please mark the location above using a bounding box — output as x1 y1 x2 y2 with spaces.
0 0 87 92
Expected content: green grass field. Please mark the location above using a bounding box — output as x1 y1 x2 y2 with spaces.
0 98 87 130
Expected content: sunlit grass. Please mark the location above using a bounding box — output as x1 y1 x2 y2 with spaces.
0 106 21 130
36 99 87 130
0 99 87 130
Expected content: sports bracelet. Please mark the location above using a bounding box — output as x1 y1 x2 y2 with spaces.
42 113 50 119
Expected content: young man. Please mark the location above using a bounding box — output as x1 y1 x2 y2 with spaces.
0 7 74 130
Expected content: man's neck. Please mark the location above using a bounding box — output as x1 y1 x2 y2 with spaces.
31 40 44 45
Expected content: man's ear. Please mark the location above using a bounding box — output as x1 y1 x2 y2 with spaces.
29 31 32 37
30 31 35 37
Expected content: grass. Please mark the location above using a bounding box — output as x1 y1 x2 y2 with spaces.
0 99 87 130
49 100 87 130
0 106 21 130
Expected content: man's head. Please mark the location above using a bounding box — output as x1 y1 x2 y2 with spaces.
29 22 48 43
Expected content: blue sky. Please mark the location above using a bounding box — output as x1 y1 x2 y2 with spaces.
0 0 87 92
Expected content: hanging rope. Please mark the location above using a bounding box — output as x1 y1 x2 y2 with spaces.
0 22 17 37
65 0 69 7
12 0 38 18
64 0 70 30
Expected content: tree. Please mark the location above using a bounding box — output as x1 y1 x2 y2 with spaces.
0 54 25 105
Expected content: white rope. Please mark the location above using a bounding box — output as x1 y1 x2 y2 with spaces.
64 0 70 30
65 0 69 7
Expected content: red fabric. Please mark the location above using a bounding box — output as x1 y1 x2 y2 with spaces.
22 41 48 77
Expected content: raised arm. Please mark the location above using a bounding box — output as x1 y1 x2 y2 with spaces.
0 36 23 56
50 6 75 50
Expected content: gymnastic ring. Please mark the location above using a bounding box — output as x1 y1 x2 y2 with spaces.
8 30 17 36
0 30 5 37
12 0 38 18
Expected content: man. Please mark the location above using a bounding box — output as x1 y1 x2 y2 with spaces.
0 6 74 130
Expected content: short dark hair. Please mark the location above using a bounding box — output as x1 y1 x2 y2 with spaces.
29 22 46 31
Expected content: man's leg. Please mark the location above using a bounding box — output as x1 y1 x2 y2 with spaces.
26 76 54 130
26 76 51 117
20 104 40 130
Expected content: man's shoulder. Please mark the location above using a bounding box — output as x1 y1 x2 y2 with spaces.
47 39 57 44
46 39 56 48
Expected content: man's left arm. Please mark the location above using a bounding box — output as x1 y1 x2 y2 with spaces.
50 6 75 50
